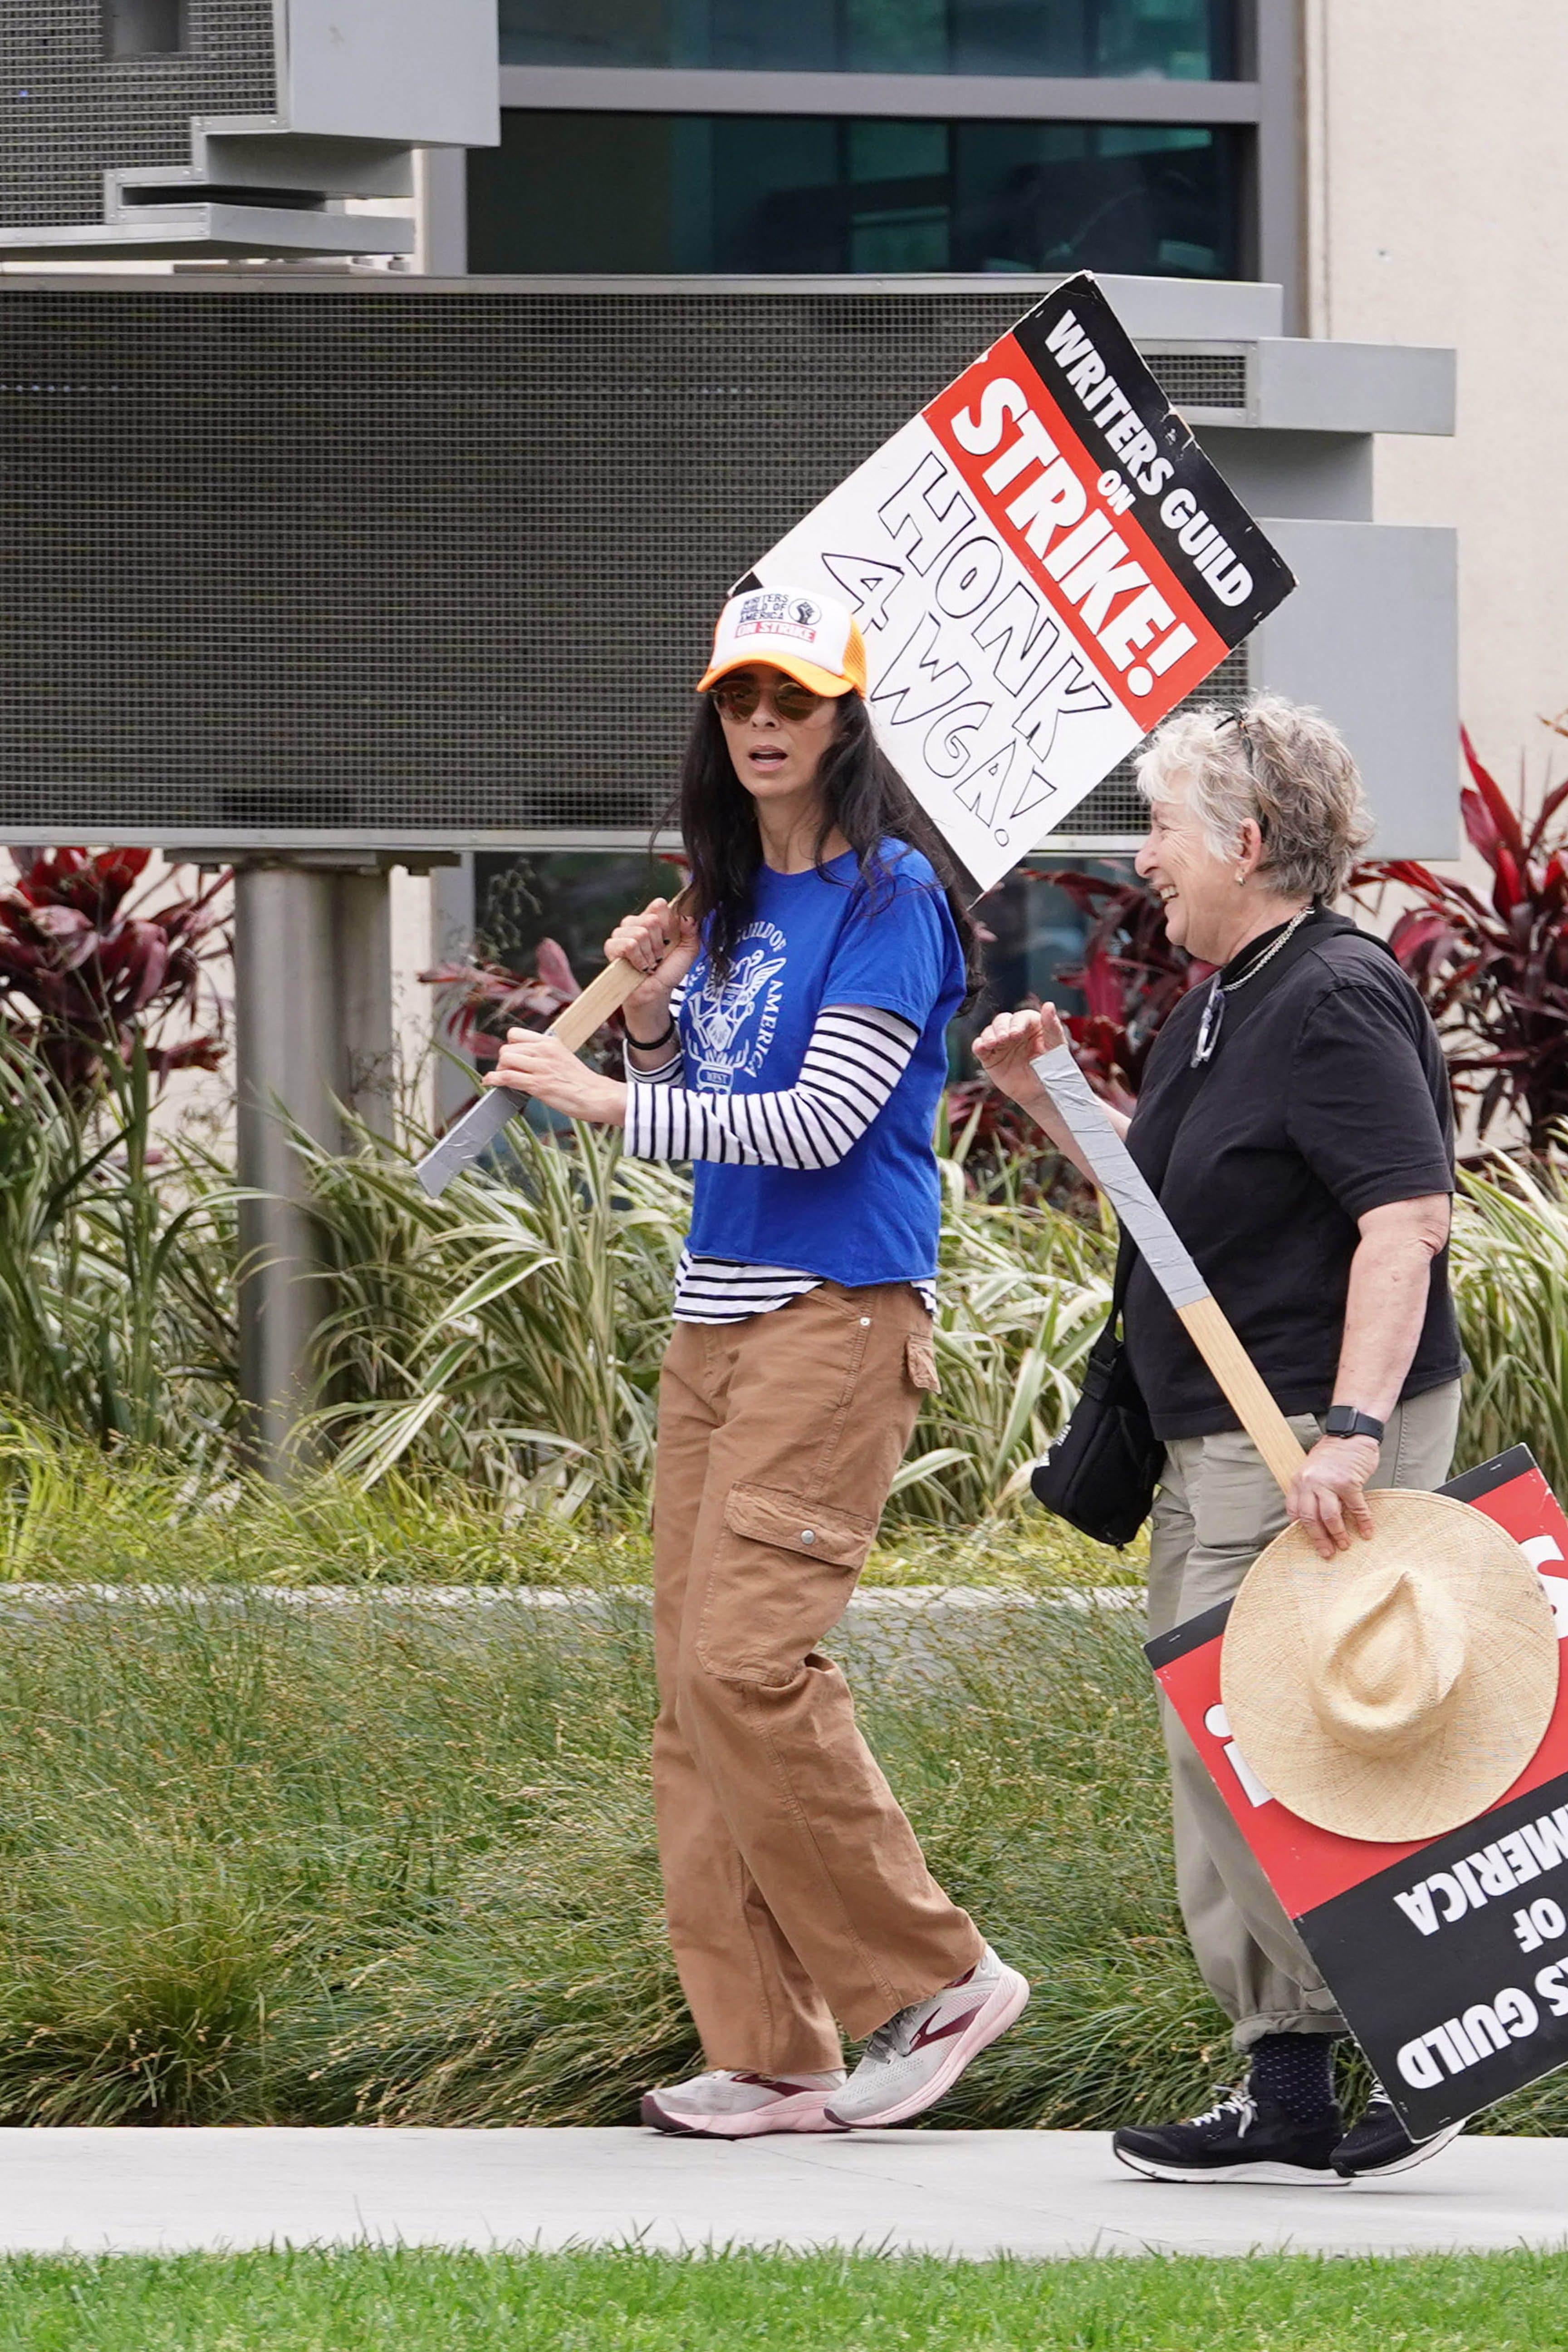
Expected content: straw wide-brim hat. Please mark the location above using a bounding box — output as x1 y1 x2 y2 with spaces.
1220 1489 1559 1842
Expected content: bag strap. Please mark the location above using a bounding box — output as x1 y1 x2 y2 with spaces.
1092 1229 1138 1358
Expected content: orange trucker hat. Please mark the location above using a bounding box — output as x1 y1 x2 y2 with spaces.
697 583 868 699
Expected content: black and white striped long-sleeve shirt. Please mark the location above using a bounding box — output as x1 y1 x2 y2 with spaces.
624 1003 939 1324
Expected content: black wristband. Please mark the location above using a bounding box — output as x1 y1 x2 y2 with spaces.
625 1017 677 1054
1323 1404 1386 1441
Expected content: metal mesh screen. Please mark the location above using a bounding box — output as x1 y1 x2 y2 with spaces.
1139 349 1246 412
0 285 1250 846
0 3 277 229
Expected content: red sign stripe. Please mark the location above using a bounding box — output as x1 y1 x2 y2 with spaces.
924 333 1229 724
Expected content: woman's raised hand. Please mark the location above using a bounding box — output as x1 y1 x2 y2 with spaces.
604 897 700 1030
972 1004 1069 1110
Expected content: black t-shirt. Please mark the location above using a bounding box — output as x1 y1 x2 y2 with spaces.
1122 911 1464 1439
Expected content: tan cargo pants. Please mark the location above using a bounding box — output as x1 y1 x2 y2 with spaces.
1147 1379 1462 2053
652 1280 984 2073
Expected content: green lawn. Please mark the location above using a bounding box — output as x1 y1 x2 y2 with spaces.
0 2246 1564 2350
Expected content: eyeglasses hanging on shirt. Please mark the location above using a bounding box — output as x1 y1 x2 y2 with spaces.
1190 907 1317 1067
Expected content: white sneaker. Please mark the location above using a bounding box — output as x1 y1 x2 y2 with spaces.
826 1945 1030 2129
641 2067 848 2138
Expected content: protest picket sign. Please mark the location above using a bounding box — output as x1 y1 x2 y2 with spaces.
416 270 1294 1192
1152 1445 1568 2138
743 270 1295 893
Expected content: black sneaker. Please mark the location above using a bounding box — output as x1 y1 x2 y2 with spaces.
1113 2086 1346 2184
1332 2081 1465 2179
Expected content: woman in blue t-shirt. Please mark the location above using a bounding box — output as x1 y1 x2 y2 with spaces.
490 583 1029 2140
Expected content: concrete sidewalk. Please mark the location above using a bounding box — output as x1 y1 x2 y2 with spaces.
0 2127 1563 2260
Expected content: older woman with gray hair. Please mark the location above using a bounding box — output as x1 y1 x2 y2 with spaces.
975 696 1464 2187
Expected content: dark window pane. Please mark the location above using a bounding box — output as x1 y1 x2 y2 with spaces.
498 0 1235 77
469 113 1242 279
473 852 685 980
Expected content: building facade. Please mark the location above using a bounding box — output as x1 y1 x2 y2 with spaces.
2 1 1553 1083
422 0 1474 1024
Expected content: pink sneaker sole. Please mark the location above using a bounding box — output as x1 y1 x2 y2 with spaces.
826 1965 1031 2130
641 2087 848 2138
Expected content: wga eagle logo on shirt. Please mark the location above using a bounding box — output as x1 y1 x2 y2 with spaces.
685 922 787 1095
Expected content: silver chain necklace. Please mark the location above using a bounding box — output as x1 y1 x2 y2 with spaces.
1191 906 1315 1068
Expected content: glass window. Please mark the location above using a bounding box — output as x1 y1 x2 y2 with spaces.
499 0 1236 78
472 851 686 985
469 112 1242 278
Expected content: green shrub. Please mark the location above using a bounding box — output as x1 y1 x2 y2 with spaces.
0 1589 1222 2130
299 1117 1114 1528
0 1035 236 1460
0 1022 1117 1527
1452 1153 1568 1500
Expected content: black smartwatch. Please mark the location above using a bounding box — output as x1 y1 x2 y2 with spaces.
1323 1404 1385 1441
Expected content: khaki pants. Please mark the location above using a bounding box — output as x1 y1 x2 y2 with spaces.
1147 1380 1462 2053
652 1281 984 2073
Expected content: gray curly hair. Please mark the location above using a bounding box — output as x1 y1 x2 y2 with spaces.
1135 695 1374 903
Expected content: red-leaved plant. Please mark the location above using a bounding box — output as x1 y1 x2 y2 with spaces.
419 935 630 1110
0 848 229 1102
1351 727 1568 1150
420 936 585 1068
1050 868 1209 1110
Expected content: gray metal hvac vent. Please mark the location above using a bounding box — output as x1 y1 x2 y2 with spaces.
0 284 1240 850
1139 349 1247 413
0 2 277 230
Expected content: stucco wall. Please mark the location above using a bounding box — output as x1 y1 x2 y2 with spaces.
1305 0 1568 798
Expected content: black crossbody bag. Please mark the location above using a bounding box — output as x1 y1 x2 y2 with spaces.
1030 1235 1161 1547
1031 909 1355 1548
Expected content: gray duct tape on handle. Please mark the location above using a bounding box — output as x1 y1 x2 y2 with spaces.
415 1087 521 1199
1029 1045 1206 1308
413 935 664 1198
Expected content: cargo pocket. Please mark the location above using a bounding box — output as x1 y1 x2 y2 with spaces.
905 1330 941 1395
696 1482 878 1687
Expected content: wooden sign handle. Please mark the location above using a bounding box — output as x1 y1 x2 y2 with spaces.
546 951 653 1054
1175 1296 1308 1493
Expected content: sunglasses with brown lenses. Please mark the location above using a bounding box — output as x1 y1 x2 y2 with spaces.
708 673 827 723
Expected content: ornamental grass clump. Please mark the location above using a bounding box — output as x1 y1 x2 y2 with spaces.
0 1031 237 1460
0 1588 1223 2131
1450 1152 1568 1503
0 992 1116 1527
296 1113 1114 1529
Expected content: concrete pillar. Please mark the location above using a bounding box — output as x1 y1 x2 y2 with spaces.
413 146 468 275
234 865 345 1477
335 868 396 1139
430 851 478 1127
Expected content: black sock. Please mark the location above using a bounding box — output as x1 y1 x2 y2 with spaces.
1246 2032 1337 2123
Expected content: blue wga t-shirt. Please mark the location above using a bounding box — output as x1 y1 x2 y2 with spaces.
678 841 965 1288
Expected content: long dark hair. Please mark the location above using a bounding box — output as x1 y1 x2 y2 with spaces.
667 691 981 1000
